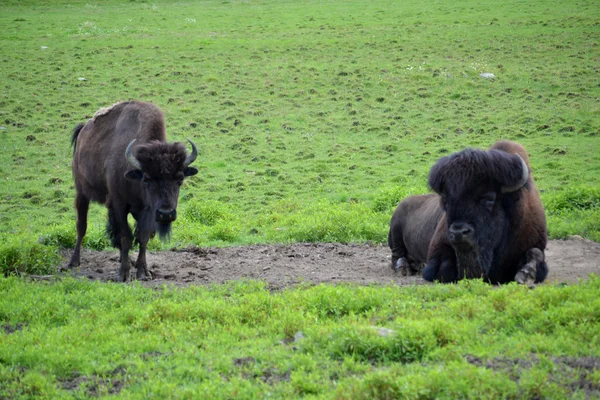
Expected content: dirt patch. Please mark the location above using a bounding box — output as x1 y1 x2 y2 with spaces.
58 367 126 397
2 323 26 334
61 238 600 289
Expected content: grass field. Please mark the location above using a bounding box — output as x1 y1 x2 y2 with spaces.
1 276 600 398
1 0 599 273
0 0 600 397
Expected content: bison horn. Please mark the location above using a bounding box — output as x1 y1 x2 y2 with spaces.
501 154 529 193
125 139 142 170
184 138 198 167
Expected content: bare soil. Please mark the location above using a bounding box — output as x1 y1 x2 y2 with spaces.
62 237 600 289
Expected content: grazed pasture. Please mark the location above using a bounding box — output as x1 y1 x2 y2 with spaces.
0 0 599 273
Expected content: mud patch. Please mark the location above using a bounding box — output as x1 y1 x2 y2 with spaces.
58 367 126 397
61 238 600 289
2 323 26 334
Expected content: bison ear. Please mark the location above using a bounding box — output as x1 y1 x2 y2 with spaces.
183 166 198 177
124 169 143 181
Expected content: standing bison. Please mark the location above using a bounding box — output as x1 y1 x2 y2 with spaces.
67 101 198 282
388 140 548 284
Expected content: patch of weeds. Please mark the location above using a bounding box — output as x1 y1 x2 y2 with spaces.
268 200 388 243
0 235 59 275
183 200 230 226
544 186 600 214
314 323 436 364
372 185 424 213
207 220 240 242
39 223 76 248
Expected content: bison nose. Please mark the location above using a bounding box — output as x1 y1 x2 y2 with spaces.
448 223 474 242
156 208 177 223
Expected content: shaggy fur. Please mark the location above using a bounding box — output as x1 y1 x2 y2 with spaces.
423 140 547 284
67 101 197 282
134 141 188 178
428 148 529 197
389 140 548 285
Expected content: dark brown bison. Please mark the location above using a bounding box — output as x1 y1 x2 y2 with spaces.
388 140 548 284
67 101 198 282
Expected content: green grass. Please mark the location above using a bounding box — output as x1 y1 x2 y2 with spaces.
1 276 599 398
0 0 599 273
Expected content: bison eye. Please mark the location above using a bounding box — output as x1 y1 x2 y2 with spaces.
480 192 496 211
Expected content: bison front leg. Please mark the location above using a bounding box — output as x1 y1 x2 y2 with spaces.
134 212 153 280
423 256 458 283
135 242 152 280
514 248 548 284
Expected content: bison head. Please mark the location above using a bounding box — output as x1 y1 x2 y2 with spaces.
428 147 529 279
124 139 198 239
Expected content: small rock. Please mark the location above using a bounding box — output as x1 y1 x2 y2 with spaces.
371 326 395 337
568 235 592 243
77 77 87 81
41 46 48 49
293 331 305 342
480 72 495 79
262 266 271 271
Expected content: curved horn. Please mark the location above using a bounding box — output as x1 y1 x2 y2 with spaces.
184 138 198 167
501 154 529 193
125 139 142 170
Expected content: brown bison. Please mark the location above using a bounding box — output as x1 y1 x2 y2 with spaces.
388 140 548 284
67 101 198 282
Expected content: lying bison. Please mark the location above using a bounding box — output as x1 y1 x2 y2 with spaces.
388 141 548 284
67 101 198 282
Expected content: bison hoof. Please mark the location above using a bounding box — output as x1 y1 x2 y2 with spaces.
392 258 411 276
515 263 536 285
136 268 153 281
136 272 152 281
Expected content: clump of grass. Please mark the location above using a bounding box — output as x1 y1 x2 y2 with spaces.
543 186 600 241
323 323 436 364
39 222 110 251
372 185 425 213
543 186 600 214
182 200 232 226
0 235 59 275
38 223 76 248
266 200 388 243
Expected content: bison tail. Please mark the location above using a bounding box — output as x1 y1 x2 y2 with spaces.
71 123 85 154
